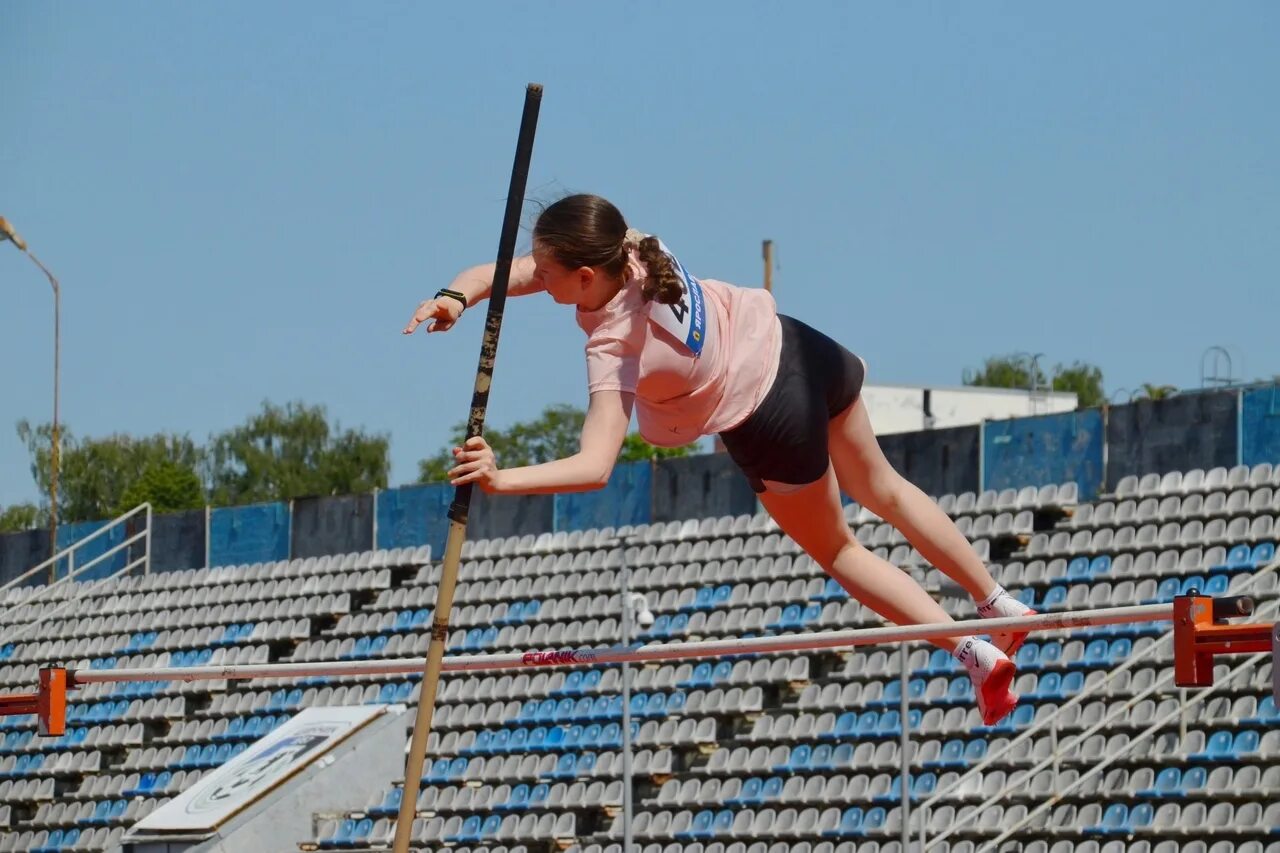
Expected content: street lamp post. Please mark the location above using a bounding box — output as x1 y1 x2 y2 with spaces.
0 216 62 582
617 538 653 853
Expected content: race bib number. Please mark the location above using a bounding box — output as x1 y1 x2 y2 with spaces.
647 239 707 357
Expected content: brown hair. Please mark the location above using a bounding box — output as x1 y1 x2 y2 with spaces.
533 193 684 304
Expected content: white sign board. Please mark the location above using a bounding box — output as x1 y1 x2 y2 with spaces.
131 705 385 833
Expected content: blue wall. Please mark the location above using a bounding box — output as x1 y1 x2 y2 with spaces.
1241 384 1280 468
375 484 453 555
983 409 1105 500
8 385 1280 583
208 502 291 567
56 520 127 582
554 461 653 532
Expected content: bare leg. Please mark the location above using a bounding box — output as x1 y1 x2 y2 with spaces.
757 463 962 653
828 398 998 602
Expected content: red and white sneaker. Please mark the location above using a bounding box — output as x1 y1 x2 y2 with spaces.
987 609 1037 658
955 637 1019 726
977 586 1037 657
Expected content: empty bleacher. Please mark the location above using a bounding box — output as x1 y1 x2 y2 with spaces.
0 463 1277 851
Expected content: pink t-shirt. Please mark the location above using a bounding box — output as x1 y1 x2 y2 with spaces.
575 245 782 447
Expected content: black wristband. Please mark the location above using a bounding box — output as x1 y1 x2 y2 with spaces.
435 288 468 312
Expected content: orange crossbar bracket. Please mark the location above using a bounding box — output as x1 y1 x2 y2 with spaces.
0 667 68 737
1174 594 1278 701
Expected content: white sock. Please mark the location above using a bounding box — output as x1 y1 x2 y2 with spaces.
976 585 1028 618
953 636 1003 684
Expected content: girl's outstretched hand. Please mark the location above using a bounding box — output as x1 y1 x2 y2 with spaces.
403 295 464 335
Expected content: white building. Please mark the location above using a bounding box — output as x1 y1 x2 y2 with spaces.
861 383 1079 435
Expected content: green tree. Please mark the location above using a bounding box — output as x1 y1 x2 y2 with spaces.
1051 361 1106 409
17 420 204 523
418 403 696 483
0 503 40 534
619 433 697 463
964 355 1048 391
1135 383 1177 401
205 401 390 505
965 355 1105 410
116 459 206 516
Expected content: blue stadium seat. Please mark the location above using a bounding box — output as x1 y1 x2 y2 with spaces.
449 816 483 844
931 739 966 768
1220 543 1253 572
810 743 834 771
480 814 502 839
1066 557 1091 580
321 818 357 849
1146 767 1181 797
1179 575 1207 597
912 773 937 799
529 783 550 808
1089 555 1112 577
876 711 901 737
87 801 112 825
818 578 849 601
1041 586 1068 610
527 728 547 751
372 787 401 817
801 602 823 626
1179 766 1207 794
684 663 713 688
962 740 987 763
392 611 413 632
1250 695 1278 724
1151 578 1181 603
761 776 784 801
711 809 734 837
828 711 858 740
690 587 715 611
1049 671 1078 696
921 648 953 675
1205 574 1229 596
784 744 812 773
1196 731 1234 761
682 810 715 840
1233 729 1260 758
737 777 764 805
713 585 733 606
874 681 902 708
552 753 578 779
863 807 887 833
1090 804 1127 835
349 818 373 847
1250 541 1275 567
833 807 863 836
500 784 529 811
1124 803 1154 833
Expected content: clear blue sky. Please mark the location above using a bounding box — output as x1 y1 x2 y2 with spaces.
2 2 1277 507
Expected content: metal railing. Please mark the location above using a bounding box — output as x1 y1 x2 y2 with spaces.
917 555 1278 848
978 591 1279 850
0 503 152 645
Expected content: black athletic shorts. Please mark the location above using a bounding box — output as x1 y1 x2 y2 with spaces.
719 314 865 494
